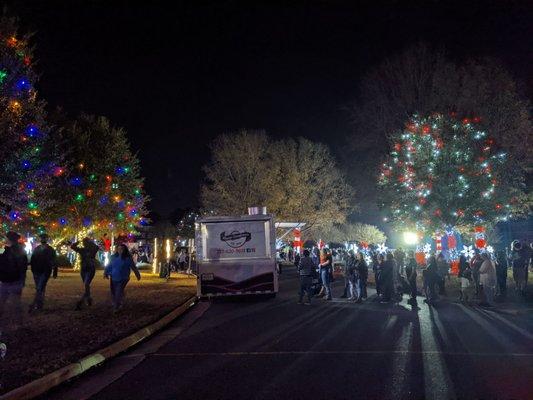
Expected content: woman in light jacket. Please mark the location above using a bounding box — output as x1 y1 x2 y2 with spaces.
479 252 496 306
104 244 141 312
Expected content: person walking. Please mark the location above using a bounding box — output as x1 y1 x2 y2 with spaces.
458 255 472 303
405 251 418 304
104 244 141 312
318 248 333 300
297 249 314 305
71 237 99 310
495 250 507 298
29 234 57 312
0 232 28 330
356 252 368 300
479 252 496 307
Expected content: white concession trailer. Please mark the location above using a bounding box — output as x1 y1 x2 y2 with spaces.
195 212 278 298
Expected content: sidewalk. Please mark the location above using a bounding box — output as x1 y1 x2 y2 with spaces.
0 271 196 394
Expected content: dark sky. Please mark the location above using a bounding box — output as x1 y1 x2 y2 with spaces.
5 0 532 218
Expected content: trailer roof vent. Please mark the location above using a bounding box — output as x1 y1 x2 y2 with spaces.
248 206 267 215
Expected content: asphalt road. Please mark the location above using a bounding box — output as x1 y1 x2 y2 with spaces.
49 267 533 400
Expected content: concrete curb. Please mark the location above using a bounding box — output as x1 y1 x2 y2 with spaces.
0 296 197 400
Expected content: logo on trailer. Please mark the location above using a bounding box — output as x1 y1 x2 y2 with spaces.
220 231 252 248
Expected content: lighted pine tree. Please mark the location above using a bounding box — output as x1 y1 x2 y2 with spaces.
0 16 50 232
378 113 525 234
39 114 148 240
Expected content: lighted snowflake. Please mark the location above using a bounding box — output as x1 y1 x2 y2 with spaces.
461 245 475 259
377 243 388 254
485 245 494 254
364 255 372 265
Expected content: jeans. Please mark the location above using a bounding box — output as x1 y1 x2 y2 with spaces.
342 275 350 297
110 279 129 310
0 281 24 329
298 276 312 303
360 277 367 299
349 277 361 300
409 278 417 300
79 268 96 305
32 271 51 309
484 285 495 305
320 268 332 299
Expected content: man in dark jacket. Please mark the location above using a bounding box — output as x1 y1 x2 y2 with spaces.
0 231 28 329
71 237 99 310
29 234 57 312
297 249 315 305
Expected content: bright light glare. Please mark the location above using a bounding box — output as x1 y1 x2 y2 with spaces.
403 231 419 245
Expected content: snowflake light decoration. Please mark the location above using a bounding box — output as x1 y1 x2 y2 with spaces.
486 245 494 254
377 243 388 254
461 245 475 260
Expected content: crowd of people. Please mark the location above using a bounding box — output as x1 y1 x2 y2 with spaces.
296 242 531 307
0 230 142 335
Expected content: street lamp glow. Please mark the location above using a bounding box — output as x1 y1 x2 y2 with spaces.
403 231 419 245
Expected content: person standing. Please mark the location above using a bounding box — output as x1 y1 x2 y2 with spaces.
297 249 314 305
0 232 28 330
424 256 439 304
340 250 352 299
356 252 368 300
405 251 418 304
510 241 528 295
470 251 483 298
436 253 448 296
373 253 384 300
318 248 333 300
345 250 359 301
380 252 395 303
495 250 508 298
104 244 141 312
479 252 496 307
458 255 472 303
178 250 187 272
29 234 57 312
395 247 406 276
71 237 99 310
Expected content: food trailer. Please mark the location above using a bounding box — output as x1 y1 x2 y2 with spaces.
195 211 277 298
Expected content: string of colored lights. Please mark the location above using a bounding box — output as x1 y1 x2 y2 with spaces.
378 113 515 234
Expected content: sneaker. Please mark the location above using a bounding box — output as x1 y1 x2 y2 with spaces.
304 302 311 306
297 301 303 305
87 298 93 306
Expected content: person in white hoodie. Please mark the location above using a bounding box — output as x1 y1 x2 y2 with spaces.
479 252 496 307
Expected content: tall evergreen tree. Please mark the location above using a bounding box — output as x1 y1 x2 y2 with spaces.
378 113 527 234
0 15 50 232
39 114 148 240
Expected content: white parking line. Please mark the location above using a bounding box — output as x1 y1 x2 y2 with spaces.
149 350 533 357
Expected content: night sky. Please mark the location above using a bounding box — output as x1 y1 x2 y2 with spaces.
4 0 532 220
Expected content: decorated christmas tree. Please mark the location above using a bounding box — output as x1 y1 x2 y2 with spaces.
0 16 50 232
378 113 526 235
38 114 148 241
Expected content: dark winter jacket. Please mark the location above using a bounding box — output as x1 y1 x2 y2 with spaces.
71 241 99 271
31 244 57 274
346 255 358 278
298 256 315 277
405 258 418 281
0 244 28 283
356 258 368 279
